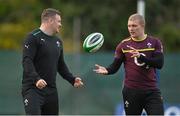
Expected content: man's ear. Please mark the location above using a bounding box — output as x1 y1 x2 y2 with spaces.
48 18 54 24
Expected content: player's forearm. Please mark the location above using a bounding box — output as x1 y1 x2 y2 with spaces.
58 60 75 85
138 52 164 69
58 50 75 85
23 57 41 82
106 57 123 74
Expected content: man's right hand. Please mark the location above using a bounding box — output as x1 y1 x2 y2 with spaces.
93 64 108 75
36 79 47 89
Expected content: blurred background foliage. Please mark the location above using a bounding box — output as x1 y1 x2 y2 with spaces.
0 0 180 52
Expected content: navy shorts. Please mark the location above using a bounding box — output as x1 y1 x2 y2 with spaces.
22 88 59 115
122 86 164 115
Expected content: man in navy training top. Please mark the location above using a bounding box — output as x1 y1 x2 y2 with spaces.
94 13 164 115
22 8 84 115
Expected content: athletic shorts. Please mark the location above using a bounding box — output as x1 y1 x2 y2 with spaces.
122 86 164 115
22 88 59 115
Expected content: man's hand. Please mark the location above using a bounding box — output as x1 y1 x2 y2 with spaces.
127 45 140 58
36 79 47 89
74 77 84 88
93 64 108 75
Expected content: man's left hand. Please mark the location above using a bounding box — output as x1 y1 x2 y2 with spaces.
127 45 140 58
74 77 84 88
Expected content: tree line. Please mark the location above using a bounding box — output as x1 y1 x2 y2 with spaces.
0 0 179 52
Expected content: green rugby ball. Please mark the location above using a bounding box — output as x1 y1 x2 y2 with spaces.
83 32 104 53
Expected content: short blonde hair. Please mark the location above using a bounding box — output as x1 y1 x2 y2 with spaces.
128 13 145 26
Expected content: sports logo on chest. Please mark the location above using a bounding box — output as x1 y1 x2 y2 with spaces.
147 42 152 48
41 38 45 42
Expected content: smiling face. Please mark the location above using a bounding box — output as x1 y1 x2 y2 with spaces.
127 14 145 39
50 14 62 34
41 8 62 35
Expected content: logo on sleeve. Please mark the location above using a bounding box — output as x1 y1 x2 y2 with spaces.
56 41 60 47
25 44 29 49
161 44 163 53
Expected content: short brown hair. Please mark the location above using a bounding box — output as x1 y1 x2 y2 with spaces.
41 8 61 22
128 13 145 26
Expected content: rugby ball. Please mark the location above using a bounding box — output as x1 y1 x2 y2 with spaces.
83 32 104 53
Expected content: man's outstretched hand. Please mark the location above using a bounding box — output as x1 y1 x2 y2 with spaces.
93 64 108 75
